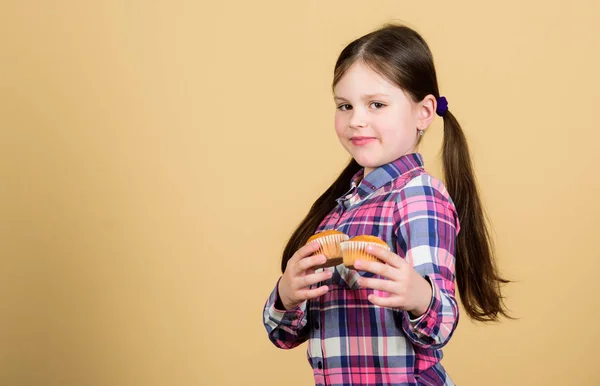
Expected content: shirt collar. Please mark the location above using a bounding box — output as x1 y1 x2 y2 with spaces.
339 153 424 204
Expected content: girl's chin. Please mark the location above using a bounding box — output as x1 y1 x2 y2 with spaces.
349 148 412 168
351 155 381 169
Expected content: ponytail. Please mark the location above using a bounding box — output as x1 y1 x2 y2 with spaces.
280 160 361 273
442 110 510 321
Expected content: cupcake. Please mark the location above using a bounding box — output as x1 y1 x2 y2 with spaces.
306 230 349 268
341 235 390 269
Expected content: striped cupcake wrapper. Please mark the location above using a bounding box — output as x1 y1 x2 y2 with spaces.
340 241 390 268
313 233 350 259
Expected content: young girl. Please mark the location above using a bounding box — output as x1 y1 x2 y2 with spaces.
263 23 508 386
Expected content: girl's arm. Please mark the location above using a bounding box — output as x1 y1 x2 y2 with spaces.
263 241 331 349
263 278 311 349
393 176 460 350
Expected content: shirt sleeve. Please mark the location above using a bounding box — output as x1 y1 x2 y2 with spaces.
263 277 310 349
393 176 460 350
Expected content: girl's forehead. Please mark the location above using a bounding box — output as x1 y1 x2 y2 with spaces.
334 65 402 99
342 62 389 82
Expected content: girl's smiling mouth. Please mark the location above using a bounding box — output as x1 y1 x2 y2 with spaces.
350 136 376 146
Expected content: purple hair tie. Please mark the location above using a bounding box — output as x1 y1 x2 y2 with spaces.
436 96 448 117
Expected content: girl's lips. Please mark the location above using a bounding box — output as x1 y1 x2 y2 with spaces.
350 137 376 146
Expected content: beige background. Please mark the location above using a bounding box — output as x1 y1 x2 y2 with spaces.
1 1 599 385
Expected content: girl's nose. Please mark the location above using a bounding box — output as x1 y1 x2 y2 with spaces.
349 109 368 129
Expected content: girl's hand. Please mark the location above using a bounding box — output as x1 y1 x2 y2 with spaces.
278 242 333 310
354 245 432 317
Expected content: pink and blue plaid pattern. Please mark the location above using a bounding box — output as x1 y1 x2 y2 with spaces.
264 153 460 385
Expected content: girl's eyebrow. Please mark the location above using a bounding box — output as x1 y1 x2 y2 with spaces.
333 93 390 102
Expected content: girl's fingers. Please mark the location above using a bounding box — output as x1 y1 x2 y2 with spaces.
357 277 396 293
290 242 322 265
367 294 400 308
365 245 407 269
297 253 327 274
353 259 400 281
299 269 332 289
297 285 329 300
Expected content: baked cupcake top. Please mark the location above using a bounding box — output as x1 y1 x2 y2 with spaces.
346 235 388 246
307 229 347 243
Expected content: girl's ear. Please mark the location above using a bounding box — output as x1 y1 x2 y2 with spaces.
416 94 437 132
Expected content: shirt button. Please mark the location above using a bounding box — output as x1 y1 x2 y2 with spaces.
371 186 376 190
317 361 323 369
314 321 319 330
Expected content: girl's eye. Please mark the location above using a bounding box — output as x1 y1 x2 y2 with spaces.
337 102 385 111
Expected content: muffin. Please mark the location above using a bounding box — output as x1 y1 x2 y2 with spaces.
306 230 349 268
341 235 390 269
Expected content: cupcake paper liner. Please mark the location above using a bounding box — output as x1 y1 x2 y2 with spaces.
341 240 390 269
313 233 349 258
311 233 349 268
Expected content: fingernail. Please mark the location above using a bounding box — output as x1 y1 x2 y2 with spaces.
354 260 362 268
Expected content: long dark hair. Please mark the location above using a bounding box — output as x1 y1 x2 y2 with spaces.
281 23 509 322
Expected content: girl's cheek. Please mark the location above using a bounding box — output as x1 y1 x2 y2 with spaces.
333 115 346 136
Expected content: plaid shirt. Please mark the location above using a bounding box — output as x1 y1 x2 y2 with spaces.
263 153 460 385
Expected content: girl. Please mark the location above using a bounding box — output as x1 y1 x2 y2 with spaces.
263 23 508 386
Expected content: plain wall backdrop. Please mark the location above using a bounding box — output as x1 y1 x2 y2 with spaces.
1 1 599 385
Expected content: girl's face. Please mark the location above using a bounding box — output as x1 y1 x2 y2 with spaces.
333 61 433 176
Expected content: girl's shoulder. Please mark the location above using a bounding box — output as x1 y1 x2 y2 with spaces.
392 169 456 209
